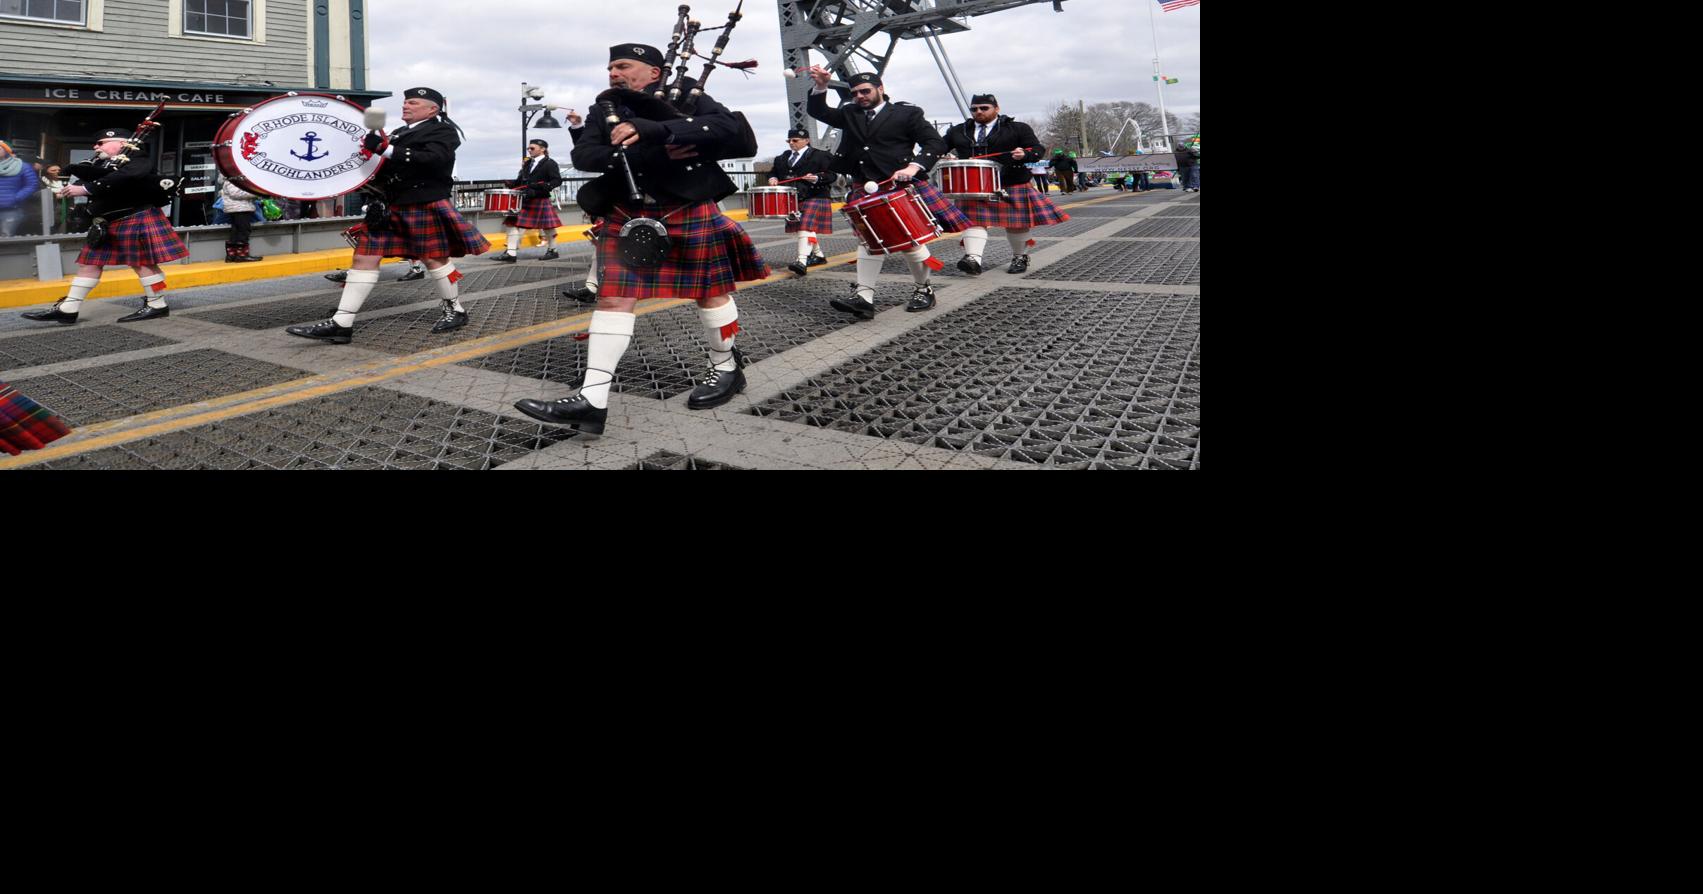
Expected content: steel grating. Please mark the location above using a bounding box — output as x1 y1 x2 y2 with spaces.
1024 240 1199 285
187 264 587 330
1177 194 1201 203
0 326 177 372
1060 204 1151 217
1113 218 1201 239
5 348 312 426
461 280 919 400
627 451 747 470
757 235 863 269
327 285 592 356
34 386 574 470
1155 206 1200 218
748 287 1199 470
862 237 1059 277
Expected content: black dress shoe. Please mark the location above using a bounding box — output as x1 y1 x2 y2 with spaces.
905 284 937 312
1006 254 1031 274
398 266 427 282
687 348 747 410
542 249 560 260
957 256 983 276
22 302 79 325
561 283 599 302
830 289 878 320
286 319 354 344
495 252 519 263
325 270 349 283
806 253 828 267
787 260 809 276
116 304 169 323
513 395 607 435
431 304 469 334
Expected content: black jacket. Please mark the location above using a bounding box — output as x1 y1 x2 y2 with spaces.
943 116 1044 186
771 146 834 201
376 118 460 205
79 147 166 216
570 80 743 213
1174 144 1200 167
1048 154 1078 175
806 91 945 183
508 155 563 199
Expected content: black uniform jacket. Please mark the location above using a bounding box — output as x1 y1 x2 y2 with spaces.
771 145 834 201
80 147 165 216
571 79 743 213
944 116 1044 186
806 90 945 183
376 118 460 205
509 155 564 199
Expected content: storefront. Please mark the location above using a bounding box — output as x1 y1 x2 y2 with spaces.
1 75 387 230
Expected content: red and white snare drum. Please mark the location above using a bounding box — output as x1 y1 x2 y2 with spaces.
842 186 941 255
748 186 801 220
214 93 385 200
483 189 525 214
935 159 1002 200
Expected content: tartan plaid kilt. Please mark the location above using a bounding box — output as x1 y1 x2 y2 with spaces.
957 183 1072 230
503 197 563 230
1 381 73 456
912 181 972 233
356 199 492 260
785 198 837 235
599 202 771 300
75 208 189 268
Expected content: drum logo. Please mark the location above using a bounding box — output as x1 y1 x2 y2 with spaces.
291 132 328 162
241 132 259 159
242 113 372 182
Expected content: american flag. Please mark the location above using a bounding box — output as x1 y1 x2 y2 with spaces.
1160 0 1200 10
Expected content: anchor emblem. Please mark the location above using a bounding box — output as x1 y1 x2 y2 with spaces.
291 131 328 162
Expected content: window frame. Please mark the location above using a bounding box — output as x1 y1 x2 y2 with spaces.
181 0 252 41
0 0 88 27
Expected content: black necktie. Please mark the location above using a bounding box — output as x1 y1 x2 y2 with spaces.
865 108 878 123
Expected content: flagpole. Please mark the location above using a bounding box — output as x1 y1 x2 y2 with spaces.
1149 0 1173 150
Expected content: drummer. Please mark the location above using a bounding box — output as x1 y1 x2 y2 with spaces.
942 94 1067 275
805 68 970 317
496 138 565 263
286 87 491 345
770 128 834 276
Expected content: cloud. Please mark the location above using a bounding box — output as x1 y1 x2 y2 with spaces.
368 0 1199 179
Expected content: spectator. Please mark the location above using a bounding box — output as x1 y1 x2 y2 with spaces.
217 175 265 262
0 140 43 237
1050 150 1078 195
41 164 71 233
1175 137 1200 192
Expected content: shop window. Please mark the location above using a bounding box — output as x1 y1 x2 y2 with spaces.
184 0 249 39
0 0 86 25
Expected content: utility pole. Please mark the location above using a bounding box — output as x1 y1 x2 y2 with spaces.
1078 99 1089 155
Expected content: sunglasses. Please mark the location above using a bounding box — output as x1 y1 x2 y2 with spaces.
851 87 878 96
971 105 995 111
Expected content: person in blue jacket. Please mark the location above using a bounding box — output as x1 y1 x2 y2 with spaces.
0 140 43 237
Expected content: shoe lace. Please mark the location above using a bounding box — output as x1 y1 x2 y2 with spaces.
438 300 460 322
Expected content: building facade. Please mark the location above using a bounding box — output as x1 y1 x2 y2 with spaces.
0 1 384 229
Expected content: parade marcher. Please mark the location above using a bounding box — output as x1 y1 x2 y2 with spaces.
560 108 603 303
805 67 969 316
22 129 187 325
1050 149 1078 195
771 128 834 276
286 87 491 345
217 174 265 262
1 380 72 457
942 94 1069 275
513 44 771 436
496 138 565 263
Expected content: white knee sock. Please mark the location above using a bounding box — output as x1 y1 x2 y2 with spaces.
581 310 635 410
697 299 740 372
333 269 381 327
796 232 816 262
1007 230 1033 255
506 227 522 255
430 264 465 312
961 227 989 261
542 230 557 250
138 273 168 309
59 276 99 313
903 247 934 285
856 247 883 301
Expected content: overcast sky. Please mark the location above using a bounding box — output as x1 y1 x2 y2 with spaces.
367 0 1200 180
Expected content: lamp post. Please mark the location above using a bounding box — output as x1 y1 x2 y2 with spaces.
519 82 563 160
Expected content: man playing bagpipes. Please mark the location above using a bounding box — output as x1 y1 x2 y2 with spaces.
942 94 1069 275
496 139 565 263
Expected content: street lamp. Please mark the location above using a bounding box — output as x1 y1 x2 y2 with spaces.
519 82 564 159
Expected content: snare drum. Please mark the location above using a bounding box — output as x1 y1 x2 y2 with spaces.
842 186 941 255
936 159 1002 200
483 189 525 214
748 186 800 220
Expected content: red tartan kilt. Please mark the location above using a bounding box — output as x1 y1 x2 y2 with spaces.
957 183 1072 230
910 181 972 233
75 208 189 267
785 198 836 234
357 199 492 259
599 202 771 300
503 197 563 230
1 381 73 456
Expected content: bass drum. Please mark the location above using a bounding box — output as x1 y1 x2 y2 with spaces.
214 92 385 200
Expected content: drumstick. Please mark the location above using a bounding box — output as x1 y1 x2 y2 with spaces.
776 175 817 185
965 147 1041 160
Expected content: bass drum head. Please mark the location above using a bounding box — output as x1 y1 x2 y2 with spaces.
213 93 384 201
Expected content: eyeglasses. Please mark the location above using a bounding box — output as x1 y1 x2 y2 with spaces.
971 106 995 112
851 87 878 96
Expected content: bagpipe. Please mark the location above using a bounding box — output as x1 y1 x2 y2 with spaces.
64 102 181 235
